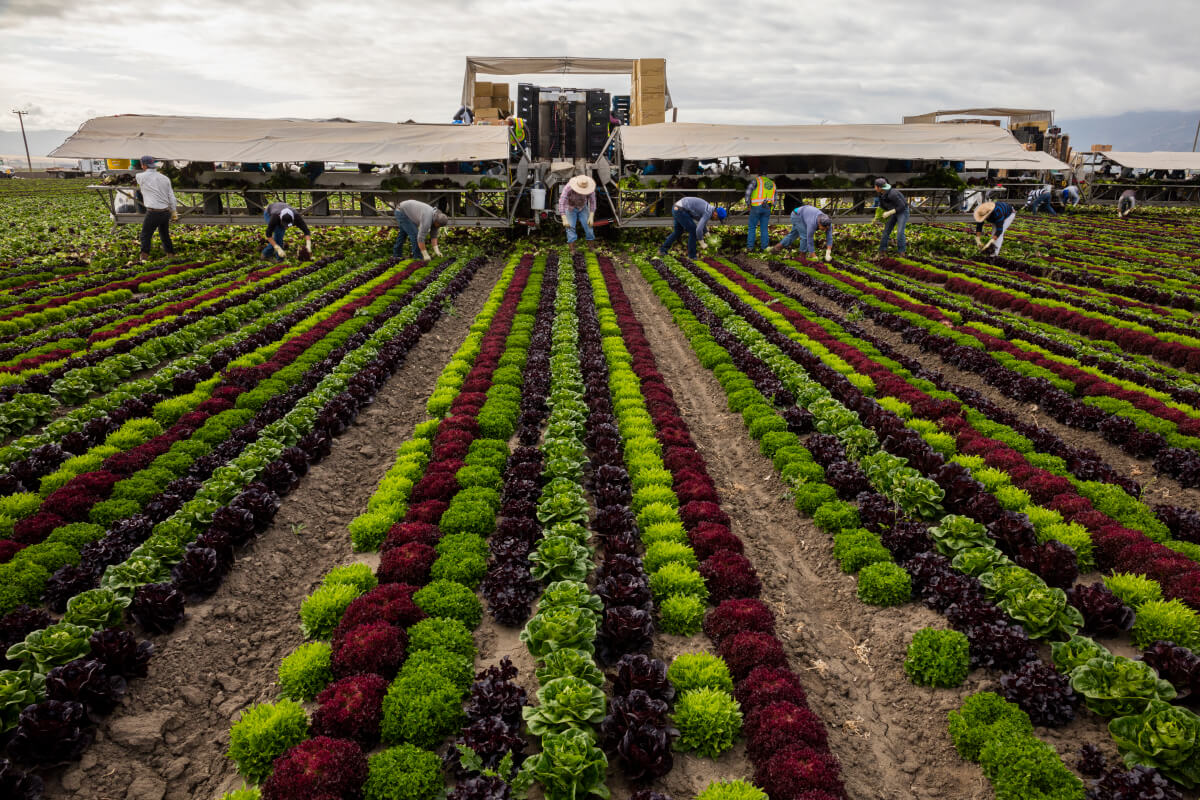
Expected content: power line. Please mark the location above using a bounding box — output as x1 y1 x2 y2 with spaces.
11 109 33 171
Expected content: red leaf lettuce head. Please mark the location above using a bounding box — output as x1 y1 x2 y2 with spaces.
720 631 787 681
754 744 844 799
260 736 368 800
735 666 808 712
700 552 762 602
703 598 776 644
311 674 389 745
745 701 828 761
331 621 407 679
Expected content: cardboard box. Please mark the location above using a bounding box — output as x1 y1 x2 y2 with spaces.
635 59 666 94
1091 144 1112 152
496 97 511 115
491 82 509 98
475 107 501 120
473 96 494 110
634 93 665 125
475 81 492 96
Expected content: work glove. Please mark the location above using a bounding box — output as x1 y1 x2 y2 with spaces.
273 244 285 258
420 249 431 261
975 235 983 247
170 211 178 222
698 240 708 251
561 214 570 227
825 248 832 262
882 209 896 219
587 212 594 227
433 244 443 257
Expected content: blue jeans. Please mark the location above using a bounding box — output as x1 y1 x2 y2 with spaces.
747 204 771 249
1029 196 1056 215
879 207 909 254
564 208 594 244
661 207 699 258
261 210 285 259
392 211 421 258
778 223 811 252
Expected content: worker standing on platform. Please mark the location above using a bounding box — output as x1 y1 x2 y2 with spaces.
973 200 1017 255
744 174 776 251
261 201 312 261
1025 187 1056 215
393 199 449 260
873 178 909 258
1118 189 1137 219
658 197 726 259
135 156 177 261
505 115 528 158
558 175 597 254
771 205 833 261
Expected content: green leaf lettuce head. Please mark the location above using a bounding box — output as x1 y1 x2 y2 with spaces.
0 669 46 732
1069 656 1176 718
671 687 743 759
520 606 598 659
1109 699 1200 789
997 584 1083 641
522 677 607 737
5 621 94 673
513 728 609 800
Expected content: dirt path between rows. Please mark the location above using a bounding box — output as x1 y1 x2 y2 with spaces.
42 258 504 800
758 257 1200 513
612 257 992 800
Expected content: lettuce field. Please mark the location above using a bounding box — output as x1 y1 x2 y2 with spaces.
1 179 1200 800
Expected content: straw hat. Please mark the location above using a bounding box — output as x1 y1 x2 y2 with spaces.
973 201 995 222
568 175 596 195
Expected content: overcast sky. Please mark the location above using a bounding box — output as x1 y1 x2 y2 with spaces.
2 0 1198 138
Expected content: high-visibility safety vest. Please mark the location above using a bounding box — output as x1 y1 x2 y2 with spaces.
750 176 776 205
510 118 526 147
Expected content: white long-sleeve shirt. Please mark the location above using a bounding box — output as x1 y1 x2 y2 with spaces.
135 168 177 212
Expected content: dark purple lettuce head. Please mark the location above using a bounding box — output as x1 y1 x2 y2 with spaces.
1 605 56 670
1139 640 1200 701
998 661 1078 727
87 628 154 679
1016 540 1079 589
445 716 526 777
613 721 677 782
1086 765 1184 800
600 689 671 749
6 700 94 765
466 657 527 726
1067 583 1136 638
448 775 511 800
230 484 280 529
0 757 44 800
43 565 99 613
45 657 127 715
597 605 654 665
966 622 1039 671
209 505 257 545
128 582 186 634
629 792 673 800
171 546 226 599
610 655 674 702
1076 744 1107 777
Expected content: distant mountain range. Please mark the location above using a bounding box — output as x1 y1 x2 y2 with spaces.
2 111 1198 159
1057 111 1199 152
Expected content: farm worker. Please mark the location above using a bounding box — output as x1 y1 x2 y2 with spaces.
1060 185 1082 206
135 156 177 262
558 174 597 253
453 105 474 124
973 201 1017 254
659 197 726 259
744 175 776 251
1118 189 1137 219
873 178 909 257
771 206 833 261
393 199 449 260
506 115 528 156
261 202 312 261
1025 187 1056 215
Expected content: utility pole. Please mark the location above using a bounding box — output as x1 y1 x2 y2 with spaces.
11 110 32 171
1193 117 1199 152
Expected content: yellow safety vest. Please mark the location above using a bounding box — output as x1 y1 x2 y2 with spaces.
510 118 526 148
750 176 776 205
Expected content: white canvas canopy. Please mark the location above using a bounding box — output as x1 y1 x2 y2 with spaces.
1101 151 1200 171
461 56 673 110
617 123 1036 162
49 115 509 164
964 151 1070 170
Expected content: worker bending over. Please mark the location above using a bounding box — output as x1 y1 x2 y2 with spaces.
135 156 178 261
873 178 909 257
1118 189 1137 219
1026 187 1056 215
393 199 449 260
659 197 726 259
558 175 597 253
1060 185 1081 207
771 206 833 261
261 201 311 261
744 174 776 251
973 201 1017 255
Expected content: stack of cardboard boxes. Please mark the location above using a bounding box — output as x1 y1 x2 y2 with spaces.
631 58 666 125
472 82 512 122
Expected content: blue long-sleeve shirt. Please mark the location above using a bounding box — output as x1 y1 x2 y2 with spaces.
976 202 1015 235
675 196 716 239
781 206 833 251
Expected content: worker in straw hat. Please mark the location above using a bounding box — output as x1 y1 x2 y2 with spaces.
973 199 1017 255
659 197 727 259
558 174 598 253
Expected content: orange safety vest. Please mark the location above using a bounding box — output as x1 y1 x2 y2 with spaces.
509 118 526 148
750 176 776 205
